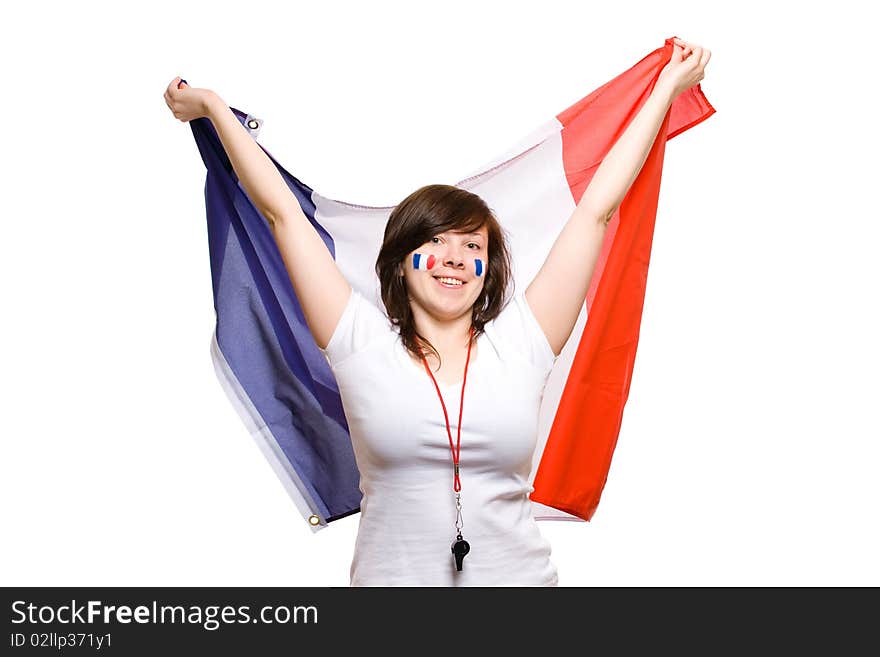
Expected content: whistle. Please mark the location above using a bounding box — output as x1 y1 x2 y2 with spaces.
451 533 470 571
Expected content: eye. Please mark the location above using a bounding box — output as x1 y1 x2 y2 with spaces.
431 237 441 244
468 242 480 250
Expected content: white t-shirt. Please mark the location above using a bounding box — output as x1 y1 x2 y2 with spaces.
320 286 560 586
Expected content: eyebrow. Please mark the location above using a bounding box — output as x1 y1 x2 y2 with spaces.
438 230 485 242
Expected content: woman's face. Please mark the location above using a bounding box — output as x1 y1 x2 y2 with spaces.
402 226 490 323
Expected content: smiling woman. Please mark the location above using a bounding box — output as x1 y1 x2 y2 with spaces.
318 196 563 583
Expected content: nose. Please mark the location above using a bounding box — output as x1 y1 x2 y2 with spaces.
441 243 466 269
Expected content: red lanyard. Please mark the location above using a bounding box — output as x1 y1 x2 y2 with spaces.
419 325 475 572
419 325 475 493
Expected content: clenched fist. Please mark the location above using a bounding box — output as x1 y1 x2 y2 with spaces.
657 37 711 99
163 77 218 123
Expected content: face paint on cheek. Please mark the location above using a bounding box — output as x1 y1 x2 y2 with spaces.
474 258 485 277
412 253 437 271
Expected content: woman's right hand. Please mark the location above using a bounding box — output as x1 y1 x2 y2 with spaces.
163 76 216 122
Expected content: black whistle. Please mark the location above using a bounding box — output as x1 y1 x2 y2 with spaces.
451 533 470 571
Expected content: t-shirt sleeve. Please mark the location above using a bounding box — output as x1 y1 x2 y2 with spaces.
318 287 393 368
489 289 559 375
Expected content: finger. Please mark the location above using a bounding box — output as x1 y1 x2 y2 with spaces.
698 49 710 70
169 77 187 96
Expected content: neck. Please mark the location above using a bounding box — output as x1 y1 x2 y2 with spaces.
411 306 474 353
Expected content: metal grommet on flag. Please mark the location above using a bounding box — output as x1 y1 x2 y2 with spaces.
308 514 322 526
244 114 262 140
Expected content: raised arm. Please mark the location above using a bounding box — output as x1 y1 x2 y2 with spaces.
192 84 352 350
525 39 710 356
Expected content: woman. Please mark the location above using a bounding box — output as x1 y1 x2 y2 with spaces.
164 37 710 586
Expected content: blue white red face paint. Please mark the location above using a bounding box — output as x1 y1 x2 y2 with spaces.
411 252 485 277
412 253 436 271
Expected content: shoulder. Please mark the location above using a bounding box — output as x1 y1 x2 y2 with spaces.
319 288 396 368
486 288 558 374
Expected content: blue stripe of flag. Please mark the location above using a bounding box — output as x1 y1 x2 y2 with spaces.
190 108 362 524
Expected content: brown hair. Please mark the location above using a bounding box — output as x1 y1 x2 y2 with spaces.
375 183 513 367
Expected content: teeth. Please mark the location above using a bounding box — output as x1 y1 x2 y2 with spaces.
436 277 463 286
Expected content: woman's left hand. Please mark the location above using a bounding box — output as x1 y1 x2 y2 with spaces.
656 37 711 99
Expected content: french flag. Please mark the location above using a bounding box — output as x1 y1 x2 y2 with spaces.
412 253 436 271
188 36 715 532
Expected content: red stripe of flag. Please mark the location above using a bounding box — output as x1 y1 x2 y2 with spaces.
530 36 716 520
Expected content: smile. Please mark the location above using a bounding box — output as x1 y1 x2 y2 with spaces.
434 276 465 289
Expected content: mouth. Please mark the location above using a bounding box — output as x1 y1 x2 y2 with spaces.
434 275 466 289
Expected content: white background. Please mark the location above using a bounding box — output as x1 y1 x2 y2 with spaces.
2 0 878 587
